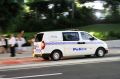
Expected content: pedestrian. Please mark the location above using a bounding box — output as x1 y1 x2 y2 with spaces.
0 35 7 53
2 35 9 53
28 34 36 46
0 36 5 54
19 30 25 37
16 34 26 54
9 34 16 57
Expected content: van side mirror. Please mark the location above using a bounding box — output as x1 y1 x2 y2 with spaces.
89 37 95 40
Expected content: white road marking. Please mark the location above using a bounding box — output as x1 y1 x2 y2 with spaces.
10 73 62 79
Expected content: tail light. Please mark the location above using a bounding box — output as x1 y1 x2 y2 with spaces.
41 41 45 49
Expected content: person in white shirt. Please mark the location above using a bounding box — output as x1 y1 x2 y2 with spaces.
9 34 16 57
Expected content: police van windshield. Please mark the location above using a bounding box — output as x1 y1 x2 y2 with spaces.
35 33 43 42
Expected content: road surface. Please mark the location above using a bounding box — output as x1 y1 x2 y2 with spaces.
0 48 120 79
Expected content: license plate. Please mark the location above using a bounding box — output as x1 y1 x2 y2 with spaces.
35 49 41 53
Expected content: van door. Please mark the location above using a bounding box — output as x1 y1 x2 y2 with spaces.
80 32 98 55
62 32 87 56
34 33 44 54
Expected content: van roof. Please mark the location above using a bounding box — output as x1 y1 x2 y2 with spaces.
37 30 86 34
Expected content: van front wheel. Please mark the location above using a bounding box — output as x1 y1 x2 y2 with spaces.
50 50 62 61
95 48 105 57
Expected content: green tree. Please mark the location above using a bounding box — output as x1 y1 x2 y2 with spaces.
78 0 120 23
104 0 120 23
0 0 23 32
1 0 119 32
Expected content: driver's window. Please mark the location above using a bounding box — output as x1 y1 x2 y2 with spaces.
81 32 93 40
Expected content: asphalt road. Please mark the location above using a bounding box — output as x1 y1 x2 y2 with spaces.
0 48 120 79
0 61 120 79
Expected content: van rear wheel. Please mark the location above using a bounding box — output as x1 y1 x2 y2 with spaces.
50 50 62 61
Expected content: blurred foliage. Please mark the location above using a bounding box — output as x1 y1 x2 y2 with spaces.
0 0 23 31
0 0 119 35
1 24 120 41
80 24 120 40
92 31 120 40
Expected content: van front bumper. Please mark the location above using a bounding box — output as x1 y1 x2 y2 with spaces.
105 49 108 54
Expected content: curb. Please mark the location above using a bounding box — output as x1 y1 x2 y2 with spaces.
0 57 46 67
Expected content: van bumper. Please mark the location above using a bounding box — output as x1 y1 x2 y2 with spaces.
33 53 50 58
33 53 42 57
105 49 108 54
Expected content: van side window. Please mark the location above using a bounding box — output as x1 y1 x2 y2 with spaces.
63 32 79 41
81 32 93 40
35 33 43 42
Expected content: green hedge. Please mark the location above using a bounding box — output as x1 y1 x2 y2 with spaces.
89 31 120 40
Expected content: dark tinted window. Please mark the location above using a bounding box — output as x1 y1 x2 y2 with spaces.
63 32 79 41
35 33 43 42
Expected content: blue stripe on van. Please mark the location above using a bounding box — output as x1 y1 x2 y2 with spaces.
46 42 77 45
45 42 103 45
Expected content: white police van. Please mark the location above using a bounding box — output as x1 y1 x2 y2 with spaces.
33 31 108 61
